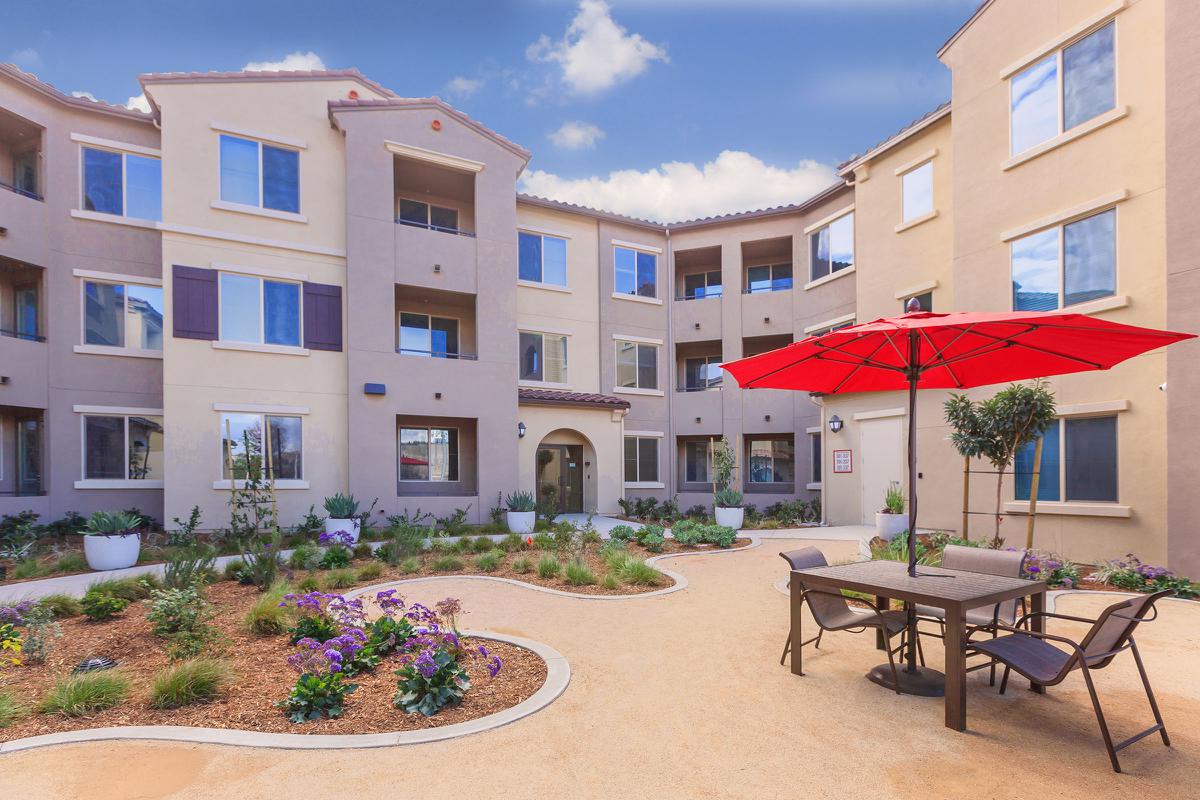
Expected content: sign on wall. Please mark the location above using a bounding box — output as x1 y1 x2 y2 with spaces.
833 449 853 474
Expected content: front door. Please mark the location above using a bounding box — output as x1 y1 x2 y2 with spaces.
859 416 904 525
16 416 42 495
536 444 584 513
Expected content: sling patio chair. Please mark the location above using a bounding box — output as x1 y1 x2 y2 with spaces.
912 544 1028 683
967 590 1172 773
779 547 911 692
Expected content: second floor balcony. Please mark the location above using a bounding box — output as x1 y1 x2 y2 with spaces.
396 285 478 361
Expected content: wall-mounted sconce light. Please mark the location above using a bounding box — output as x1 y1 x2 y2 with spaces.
763 316 770 323
828 414 844 433
764 414 771 422
518 422 527 438
434 392 442 400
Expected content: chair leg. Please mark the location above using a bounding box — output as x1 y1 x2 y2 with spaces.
779 632 791 667
1131 639 1171 747
883 631 901 696
989 626 999 686
1080 665 1122 773
814 630 824 650
915 628 926 667
999 666 1011 695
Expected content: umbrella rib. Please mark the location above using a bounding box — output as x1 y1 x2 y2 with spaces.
829 336 898 394
918 328 965 388
926 326 1104 371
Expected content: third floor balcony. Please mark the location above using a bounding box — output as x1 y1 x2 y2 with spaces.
393 152 478 293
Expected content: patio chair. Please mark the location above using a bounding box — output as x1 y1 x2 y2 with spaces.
779 548 910 693
967 590 1172 773
913 544 1028 683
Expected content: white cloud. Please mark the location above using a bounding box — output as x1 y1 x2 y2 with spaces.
548 121 605 150
527 0 667 94
445 76 484 97
10 48 41 69
520 150 837 223
242 51 326 72
70 90 98 102
125 93 151 113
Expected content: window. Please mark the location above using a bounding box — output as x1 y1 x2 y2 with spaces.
220 413 302 480
1012 208 1115 311
809 213 854 281
13 284 39 340
746 263 793 294
683 356 723 391
12 150 38 198
748 438 794 484
518 232 567 286
902 161 933 222
682 270 722 299
808 318 855 338
398 199 460 233
399 312 459 358
219 134 299 213
615 246 657 298
83 280 164 351
902 292 933 313
624 436 659 483
615 340 658 390
219 273 302 346
399 427 459 481
1010 22 1115 156
81 146 161 221
1015 415 1117 502
809 432 822 484
82 414 163 481
683 438 716 484
519 331 567 383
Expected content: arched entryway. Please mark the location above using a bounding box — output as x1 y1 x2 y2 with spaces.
535 428 597 514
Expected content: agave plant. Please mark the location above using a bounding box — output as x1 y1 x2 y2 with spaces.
323 493 359 519
504 491 536 512
82 511 143 537
713 487 743 509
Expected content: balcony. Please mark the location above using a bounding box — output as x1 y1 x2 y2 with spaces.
396 284 479 363
0 258 47 408
0 406 45 510
393 152 478 292
0 109 48 265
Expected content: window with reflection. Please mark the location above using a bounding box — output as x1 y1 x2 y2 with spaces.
219 134 299 213
1012 208 1115 311
809 213 854 281
399 427 459 481
615 340 658 390
82 146 161 221
684 355 723 391
220 413 302 480
615 246 657 298
518 231 567 286
399 312 459 358
83 413 164 481
682 270 722 299
1015 415 1117 502
901 161 933 222
624 436 659 483
519 331 567 383
746 263 793 293
748 438 794 484
83 280 164 351
219 273 301 346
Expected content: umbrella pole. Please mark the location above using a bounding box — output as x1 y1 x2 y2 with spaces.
906 341 919 579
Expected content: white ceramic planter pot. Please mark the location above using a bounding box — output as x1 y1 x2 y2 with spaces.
875 512 908 541
714 506 745 530
506 510 535 534
83 533 141 571
324 517 361 544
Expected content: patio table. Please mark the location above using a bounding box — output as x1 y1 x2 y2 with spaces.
791 559 1047 731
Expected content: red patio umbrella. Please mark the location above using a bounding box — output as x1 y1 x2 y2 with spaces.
723 304 1195 579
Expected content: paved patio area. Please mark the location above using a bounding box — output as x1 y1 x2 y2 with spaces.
3 537 1196 800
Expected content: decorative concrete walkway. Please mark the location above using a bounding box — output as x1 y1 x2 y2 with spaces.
3 536 1196 800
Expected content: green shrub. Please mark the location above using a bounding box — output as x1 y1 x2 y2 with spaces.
0 689 26 728
377 523 427 565
163 544 217 590
39 672 129 716
322 570 357 590
511 556 532 574
671 519 701 546
238 529 284 590
323 492 359 519
150 658 234 709
352 542 373 560
38 593 83 619
244 584 290 635
537 555 561 579
222 558 247 582
296 574 321 592
714 487 743 509
640 531 666 553
288 613 339 645
356 562 383 581
81 591 130 621
618 561 662 587
581 529 602 544
399 558 421 574
500 533 526 552
474 551 501 572
532 532 555 550
608 525 637 543
431 555 463 572
50 551 88 574
146 582 216 659
11 559 46 579
698 524 737 548
601 573 620 590
288 542 322 571
564 560 597 586
86 575 158 602
318 544 352 570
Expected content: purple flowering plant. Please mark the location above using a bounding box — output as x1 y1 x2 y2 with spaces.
1021 550 1080 589
1092 554 1198 598
392 596 502 716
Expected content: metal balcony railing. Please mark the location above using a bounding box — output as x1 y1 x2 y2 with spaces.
0 327 45 343
395 347 478 361
0 179 42 201
395 218 476 238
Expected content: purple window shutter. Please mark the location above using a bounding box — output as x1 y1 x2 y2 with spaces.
172 265 218 340
303 282 343 351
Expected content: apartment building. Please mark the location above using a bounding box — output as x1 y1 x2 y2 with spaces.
1 0 1196 573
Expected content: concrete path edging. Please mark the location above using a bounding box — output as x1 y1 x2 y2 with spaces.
0 631 569 754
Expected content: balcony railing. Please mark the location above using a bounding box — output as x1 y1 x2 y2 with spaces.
395 218 476 238
0 179 43 201
0 327 45 343
677 383 722 392
674 289 723 301
743 281 794 294
0 488 45 497
395 347 478 361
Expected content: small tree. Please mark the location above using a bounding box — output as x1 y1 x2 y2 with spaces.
944 381 1056 548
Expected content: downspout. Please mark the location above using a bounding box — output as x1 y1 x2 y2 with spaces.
664 225 675 503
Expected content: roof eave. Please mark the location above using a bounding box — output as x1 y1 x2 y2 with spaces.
936 0 995 61
836 103 951 178
0 63 156 124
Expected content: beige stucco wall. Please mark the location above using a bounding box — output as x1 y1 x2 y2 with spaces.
517 404 626 515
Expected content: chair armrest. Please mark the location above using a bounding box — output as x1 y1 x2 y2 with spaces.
1013 609 1099 628
986 624 1088 660
802 588 893 630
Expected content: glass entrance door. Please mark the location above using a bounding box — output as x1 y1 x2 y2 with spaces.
16 416 42 495
536 444 584 513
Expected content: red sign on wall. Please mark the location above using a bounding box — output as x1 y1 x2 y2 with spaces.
833 449 853 473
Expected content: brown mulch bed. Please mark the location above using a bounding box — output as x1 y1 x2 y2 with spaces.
0 580 547 741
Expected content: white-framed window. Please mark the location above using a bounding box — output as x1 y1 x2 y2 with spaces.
81 145 161 221
624 436 659 483
614 246 657 298
1011 208 1115 311
746 263 793 294
82 413 164 481
399 426 459 481
518 231 567 286
1010 22 1115 156
615 340 658 390
519 331 568 383
809 213 854 281
747 437 795 484
219 134 300 213
681 270 722 300
808 318 856 338
682 437 716 484
220 412 302 480
399 312 460 358
82 279 164 351
218 272 302 346
901 161 933 222
809 432 822 485
901 292 933 313
397 198 459 233
1015 415 1118 502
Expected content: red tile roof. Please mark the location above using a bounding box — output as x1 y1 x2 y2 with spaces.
517 193 665 230
139 68 396 101
518 388 630 410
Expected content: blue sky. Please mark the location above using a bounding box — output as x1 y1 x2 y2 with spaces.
6 0 977 222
